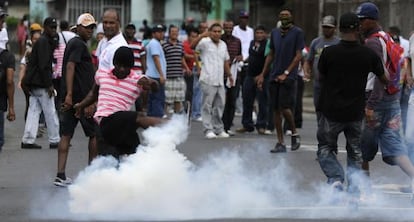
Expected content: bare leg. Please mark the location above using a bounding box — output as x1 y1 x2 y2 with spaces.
57 135 71 173
88 136 97 164
274 110 284 144
394 156 414 179
136 115 164 129
282 108 297 134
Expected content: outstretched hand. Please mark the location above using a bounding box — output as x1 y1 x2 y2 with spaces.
138 77 159 92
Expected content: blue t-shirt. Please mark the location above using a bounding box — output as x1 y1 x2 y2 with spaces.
269 26 304 80
145 38 167 79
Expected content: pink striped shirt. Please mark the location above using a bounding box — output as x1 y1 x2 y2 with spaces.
94 69 144 123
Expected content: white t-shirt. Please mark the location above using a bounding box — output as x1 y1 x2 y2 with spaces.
96 32 128 71
232 25 253 61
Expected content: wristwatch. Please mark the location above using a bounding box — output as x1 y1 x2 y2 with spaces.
284 70 290 75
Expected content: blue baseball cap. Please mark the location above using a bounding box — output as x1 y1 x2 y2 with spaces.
356 2 379 20
239 10 249 18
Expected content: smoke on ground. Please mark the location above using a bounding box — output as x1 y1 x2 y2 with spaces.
34 115 414 221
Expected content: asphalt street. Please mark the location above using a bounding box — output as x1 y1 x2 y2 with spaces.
1 69 414 222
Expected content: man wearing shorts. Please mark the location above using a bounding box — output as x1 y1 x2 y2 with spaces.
54 13 98 187
74 47 162 159
256 8 304 152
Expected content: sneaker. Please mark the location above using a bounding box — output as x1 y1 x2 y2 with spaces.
257 128 265 135
285 130 292 136
21 142 42 149
193 116 202 122
329 181 345 205
270 143 287 153
205 131 217 139
49 143 59 149
216 131 230 138
226 130 235 136
236 127 254 133
291 134 301 151
53 176 72 187
264 129 273 135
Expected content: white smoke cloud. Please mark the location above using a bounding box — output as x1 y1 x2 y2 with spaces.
33 114 414 221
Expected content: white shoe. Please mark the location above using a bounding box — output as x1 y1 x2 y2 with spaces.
285 130 292 136
205 131 217 139
264 129 273 135
216 131 230 138
193 116 202 122
226 130 235 136
252 112 257 122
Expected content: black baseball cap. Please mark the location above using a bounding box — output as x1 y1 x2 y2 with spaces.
152 24 165 33
339 12 359 30
44 17 57 27
126 22 136 30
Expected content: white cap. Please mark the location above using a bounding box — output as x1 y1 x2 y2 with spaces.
77 13 96 27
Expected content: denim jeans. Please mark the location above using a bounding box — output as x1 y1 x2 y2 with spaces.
22 88 60 144
406 89 414 163
191 74 202 119
0 111 4 150
147 78 165 118
361 100 405 165
317 114 362 185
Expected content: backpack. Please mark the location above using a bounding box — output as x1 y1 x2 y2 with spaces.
370 31 404 95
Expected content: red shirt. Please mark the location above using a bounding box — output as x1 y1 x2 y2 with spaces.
183 40 195 70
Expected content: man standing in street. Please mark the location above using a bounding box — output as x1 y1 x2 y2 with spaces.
192 23 234 139
221 20 242 136
232 10 254 116
304 15 340 125
256 8 304 153
123 22 147 112
316 12 384 197
146 25 167 118
21 17 60 149
54 13 98 187
0 9 16 152
95 9 128 71
162 25 191 114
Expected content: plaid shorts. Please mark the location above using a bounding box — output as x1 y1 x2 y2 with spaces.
165 77 186 103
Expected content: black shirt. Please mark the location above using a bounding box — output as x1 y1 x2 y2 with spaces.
61 36 95 103
317 40 384 122
0 50 15 111
24 34 57 89
247 39 267 76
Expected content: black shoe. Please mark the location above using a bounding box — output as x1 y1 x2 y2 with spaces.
291 134 301 151
270 143 287 153
49 143 59 149
21 143 42 149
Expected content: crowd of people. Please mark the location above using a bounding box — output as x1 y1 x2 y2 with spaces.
0 2 414 204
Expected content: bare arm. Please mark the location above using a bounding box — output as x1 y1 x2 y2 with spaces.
74 82 99 118
153 55 165 85
255 48 274 89
6 67 15 121
17 63 25 89
190 31 209 49
61 61 75 111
